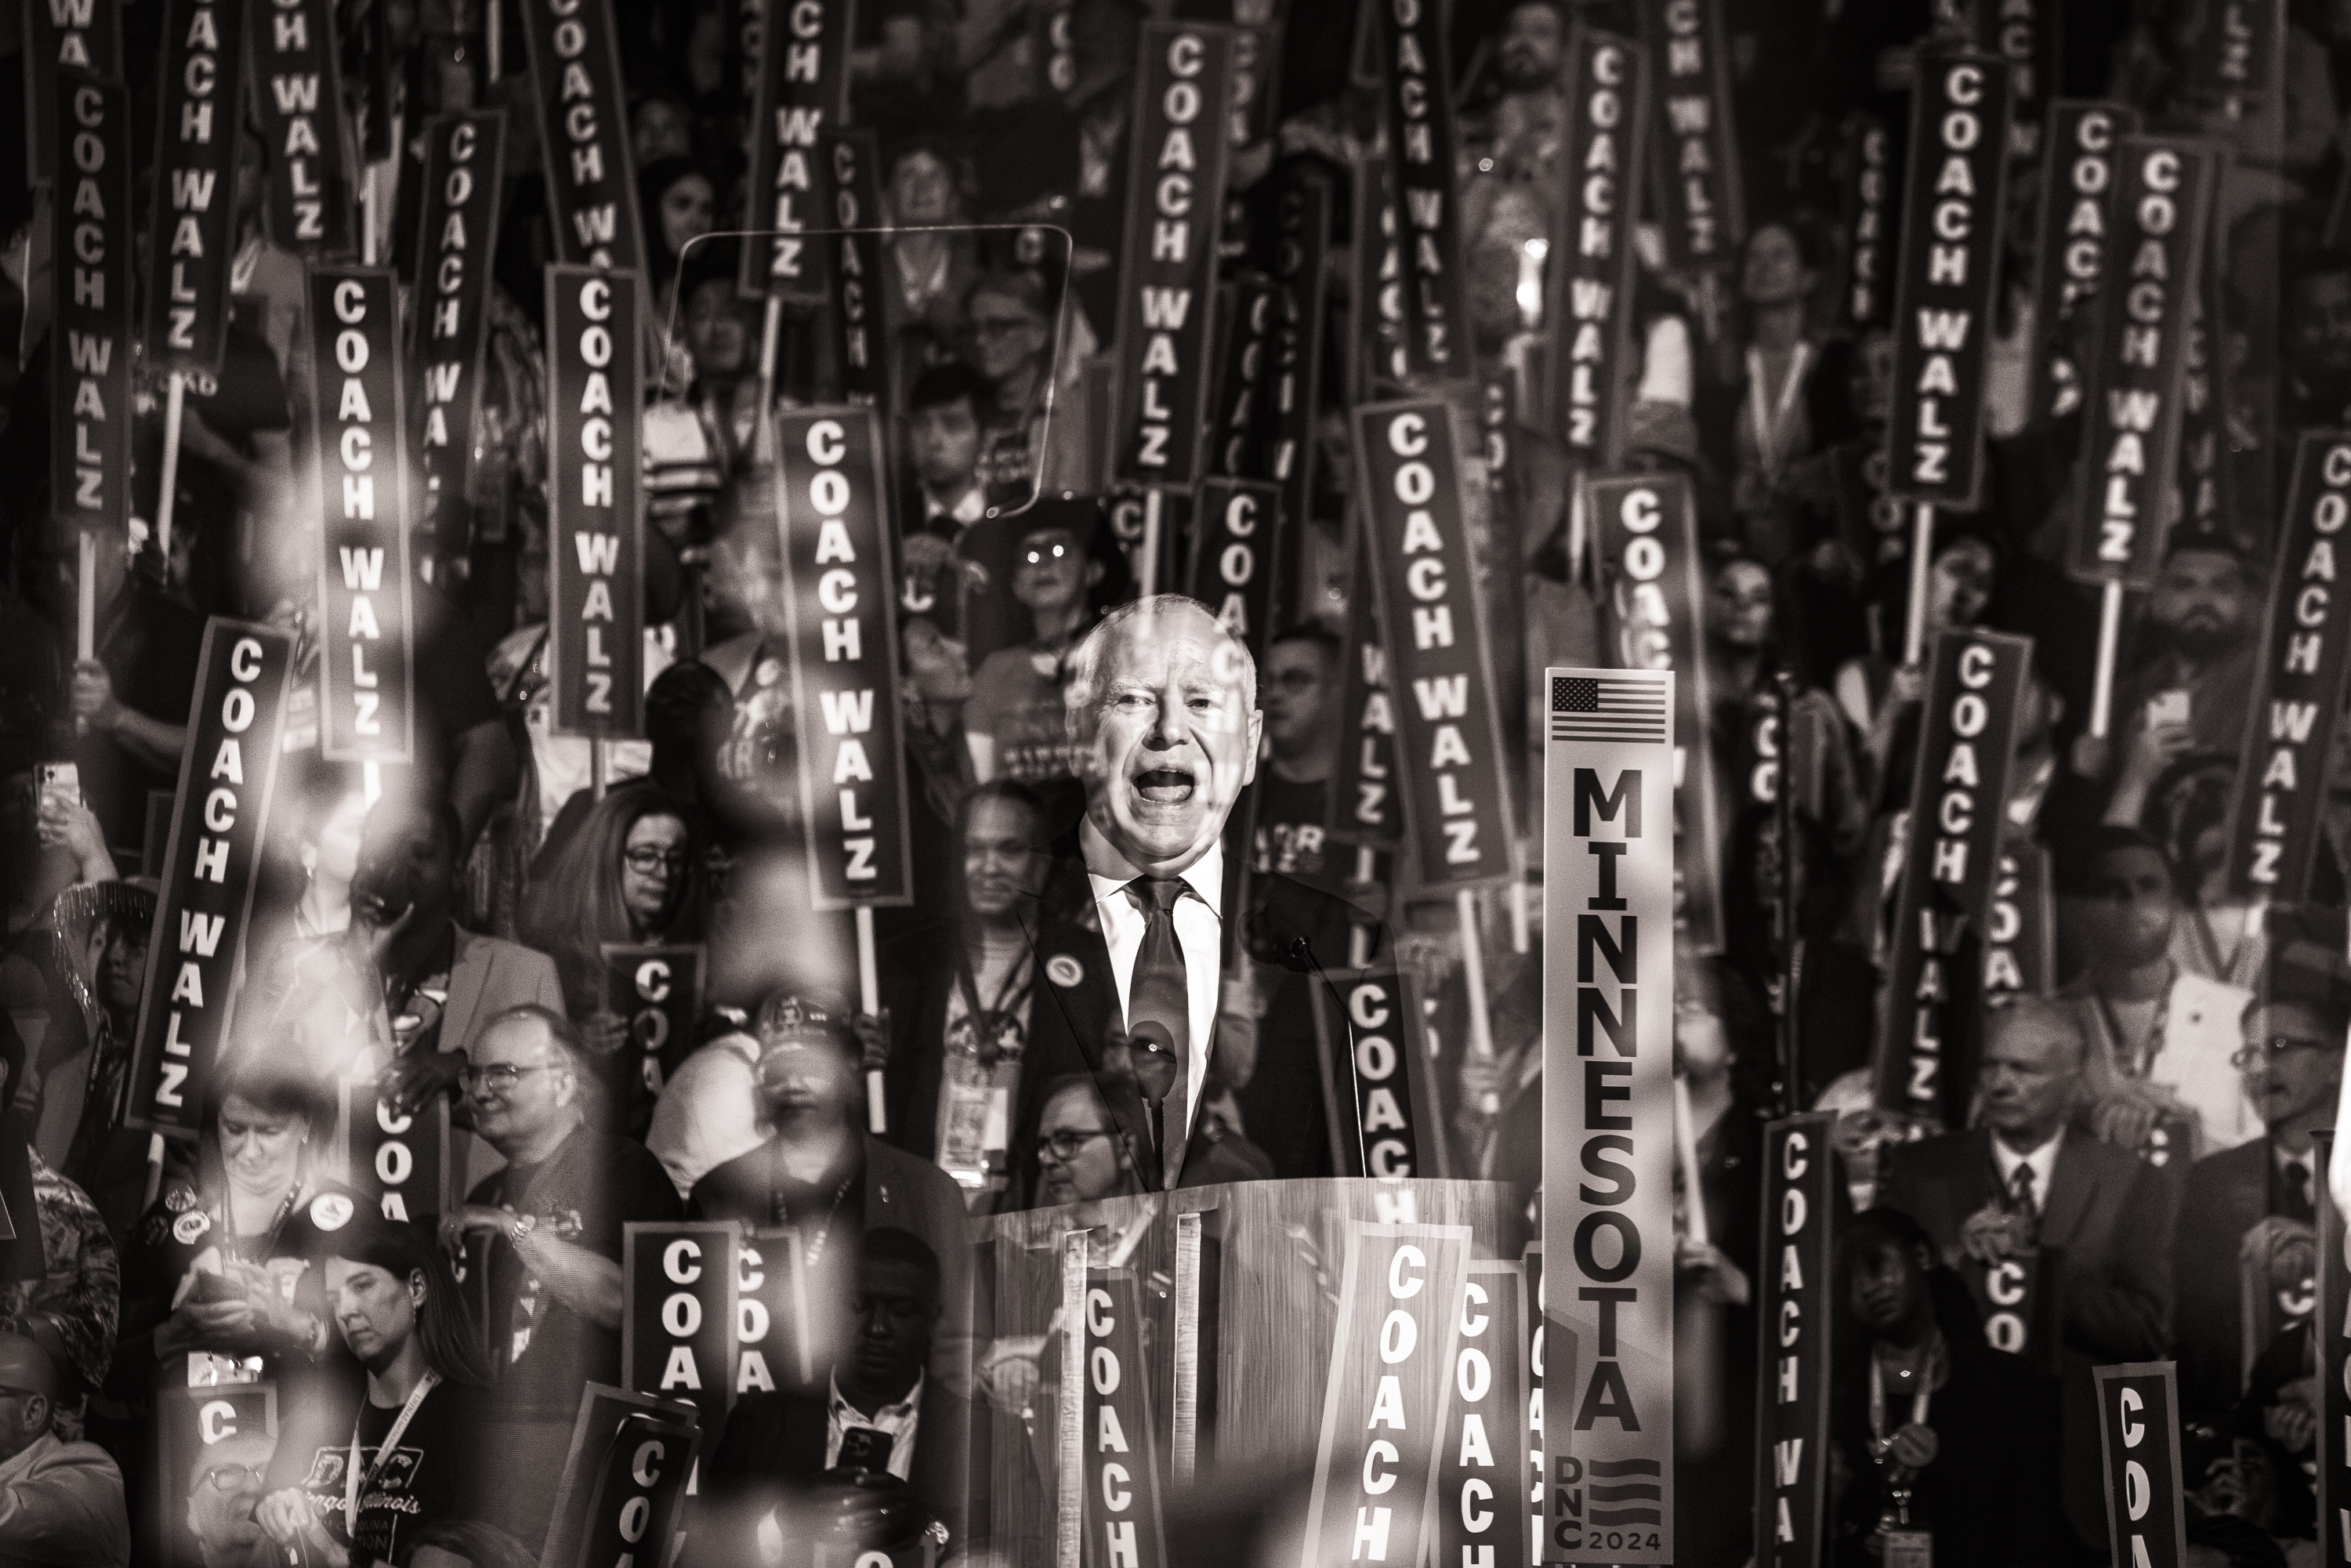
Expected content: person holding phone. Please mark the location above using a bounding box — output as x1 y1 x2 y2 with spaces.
254 1215 493 1568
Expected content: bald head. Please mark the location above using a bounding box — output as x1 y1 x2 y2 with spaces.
1065 595 1262 876
0 1334 60 1404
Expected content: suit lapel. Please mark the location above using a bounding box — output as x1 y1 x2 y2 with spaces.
441 929 491 1056
2040 1134 2102 1252
1023 886 1165 1189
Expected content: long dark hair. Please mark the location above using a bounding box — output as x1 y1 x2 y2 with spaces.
519 787 706 1019
332 1215 492 1389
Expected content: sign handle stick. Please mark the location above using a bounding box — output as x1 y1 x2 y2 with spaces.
1455 887 1498 1116
484 0 500 81
1172 1209 1202 1482
2088 578 2125 739
155 373 188 563
1672 1072 1710 1247
1773 669 1801 1118
1139 487 1164 598
590 737 607 801
142 1134 165 1214
1055 1231 1087 1568
1349 846 1377 972
1902 502 1934 667
1508 878 1529 956
360 760 382 808
857 905 886 1135
756 295 785 429
76 532 96 663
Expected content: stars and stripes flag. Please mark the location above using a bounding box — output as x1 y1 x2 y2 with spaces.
1550 672 1672 744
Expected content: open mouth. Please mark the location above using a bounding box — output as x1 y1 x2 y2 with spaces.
1131 766 1196 806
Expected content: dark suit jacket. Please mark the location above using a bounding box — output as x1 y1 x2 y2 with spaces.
1876 1128 2173 1550
1005 856 1391 1204
690 1376 972 1566
2173 1138 2299 1420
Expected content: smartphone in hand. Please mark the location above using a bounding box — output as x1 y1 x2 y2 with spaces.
33 762 78 846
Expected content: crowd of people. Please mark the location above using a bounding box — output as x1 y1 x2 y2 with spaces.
3 0 2351 1562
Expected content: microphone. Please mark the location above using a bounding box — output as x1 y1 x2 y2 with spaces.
1287 936 1371 1175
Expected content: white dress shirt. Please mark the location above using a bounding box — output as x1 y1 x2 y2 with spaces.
1990 1127 2062 1212
826 1371 922 1480
1079 817 1223 1143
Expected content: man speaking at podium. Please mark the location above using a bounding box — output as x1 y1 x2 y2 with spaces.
1007 595 1392 1204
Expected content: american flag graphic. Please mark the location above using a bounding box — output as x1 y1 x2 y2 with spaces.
1550 673 1670 744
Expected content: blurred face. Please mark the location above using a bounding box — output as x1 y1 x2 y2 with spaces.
306 790 370 888
1741 224 1812 307
963 796 1049 922
684 280 752 379
908 398 983 490
1036 1087 1127 1206
889 150 959 226
350 806 458 932
1977 1009 2083 1143
217 1095 306 1197
100 920 149 1012
904 617 974 704
634 99 693 165
1673 990 1730 1078
1710 561 1773 650
619 813 690 930
464 1016 578 1154
848 1255 938 1395
1262 639 1335 758
1073 604 1262 873
1926 538 1995 629
326 1257 420 1372
1848 332 1896 425
1848 1240 1928 1336
2150 548 2253 658
659 174 716 259
753 1035 857 1121
1013 527 1091 612
187 1431 273 1559
968 288 1050 385
2091 846 2179 969
1495 2 1565 90
2293 270 2351 384
2237 1003 2346 1130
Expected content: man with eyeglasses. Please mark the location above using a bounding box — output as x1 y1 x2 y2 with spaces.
185 1429 276 1568
440 1005 682 1552
1251 625 1346 896
0 1331 127 1565
967 512 1104 813
2172 982 2349 1418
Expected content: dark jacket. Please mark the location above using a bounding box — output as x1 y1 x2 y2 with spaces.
1007 856 1398 1204
1877 1128 2174 1550
2174 1138 2306 1421
1829 1269 2067 1567
690 1375 972 1567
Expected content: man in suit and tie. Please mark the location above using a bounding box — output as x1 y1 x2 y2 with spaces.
1876 996 2172 1557
1008 595 1398 1200
689 1228 970 1567
2172 982 2342 1418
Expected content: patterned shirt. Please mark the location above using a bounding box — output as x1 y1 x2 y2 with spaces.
0 1156 118 1440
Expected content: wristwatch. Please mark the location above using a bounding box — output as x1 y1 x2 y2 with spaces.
508 1212 538 1246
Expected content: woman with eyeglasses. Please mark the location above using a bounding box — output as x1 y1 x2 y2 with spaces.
255 1213 494 1568
959 270 1092 507
111 1054 368 1544
517 788 708 1135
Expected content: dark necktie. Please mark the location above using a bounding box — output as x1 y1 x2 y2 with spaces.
1125 876 1191 1185
2007 1163 2038 1221
2284 1157 2317 1221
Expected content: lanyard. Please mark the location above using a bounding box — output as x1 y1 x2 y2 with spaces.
954 943 1034 1036
2092 969 2172 1081
1745 342 1812 480
216 1182 304 1265
346 1371 440 1534
1867 1351 1933 1446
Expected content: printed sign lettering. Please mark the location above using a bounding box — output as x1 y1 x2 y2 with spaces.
49 68 132 541
545 264 647 737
